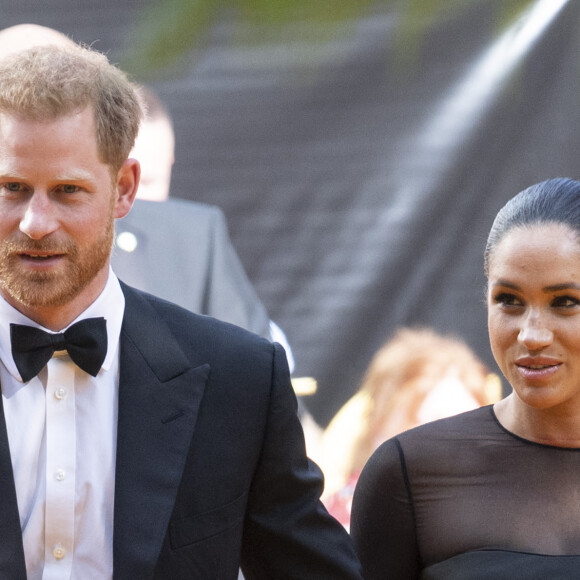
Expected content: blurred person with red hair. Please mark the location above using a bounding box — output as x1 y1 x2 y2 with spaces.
318 327 500 530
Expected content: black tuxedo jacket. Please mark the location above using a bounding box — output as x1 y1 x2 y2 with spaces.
0 284 362 579
112 198 271 338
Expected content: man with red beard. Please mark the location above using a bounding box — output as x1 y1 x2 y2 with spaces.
0 44 361 579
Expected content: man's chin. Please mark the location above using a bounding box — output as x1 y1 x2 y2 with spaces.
1 274 80 309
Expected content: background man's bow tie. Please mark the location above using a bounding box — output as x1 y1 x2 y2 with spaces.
10 317 108 382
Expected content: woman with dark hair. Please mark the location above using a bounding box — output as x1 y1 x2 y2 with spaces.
351 178 580 579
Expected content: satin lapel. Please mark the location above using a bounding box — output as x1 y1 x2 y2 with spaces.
113 287 209 579
0 392 27 578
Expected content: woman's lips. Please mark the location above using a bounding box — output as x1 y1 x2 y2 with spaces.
516 358 562 381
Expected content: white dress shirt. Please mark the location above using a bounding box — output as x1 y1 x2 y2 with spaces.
0 269 124 580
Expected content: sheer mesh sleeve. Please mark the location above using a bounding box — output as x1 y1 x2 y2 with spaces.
351 438 421 579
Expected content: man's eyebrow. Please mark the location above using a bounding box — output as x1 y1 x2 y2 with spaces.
0 171 95 182
52 171 96 181
0 168 24 180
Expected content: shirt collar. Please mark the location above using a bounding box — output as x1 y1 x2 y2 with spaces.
0 267 125 381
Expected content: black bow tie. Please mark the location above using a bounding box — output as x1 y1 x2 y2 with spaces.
10 317 108 382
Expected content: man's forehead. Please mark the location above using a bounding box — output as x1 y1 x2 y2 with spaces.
0 108 101 162
0 107 95 128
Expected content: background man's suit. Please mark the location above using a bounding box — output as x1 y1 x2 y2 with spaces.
112 198 271 338
0 283 362 578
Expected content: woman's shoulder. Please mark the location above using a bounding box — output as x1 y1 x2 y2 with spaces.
398 404 497 442
367 405 501 474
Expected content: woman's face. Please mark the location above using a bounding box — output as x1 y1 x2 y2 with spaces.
487 222 580 413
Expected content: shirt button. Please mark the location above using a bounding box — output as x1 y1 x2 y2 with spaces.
53 545 65 560
55 469 66 481
55 388 66 400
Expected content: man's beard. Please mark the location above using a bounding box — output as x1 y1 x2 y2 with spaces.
0 215 114 309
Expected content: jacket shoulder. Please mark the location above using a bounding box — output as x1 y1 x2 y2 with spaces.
121 281 271 352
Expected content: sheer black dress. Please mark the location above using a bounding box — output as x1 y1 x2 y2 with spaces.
350 405 580 579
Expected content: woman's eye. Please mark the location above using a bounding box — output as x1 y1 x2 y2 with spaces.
552 296 580 308
493 292 521 307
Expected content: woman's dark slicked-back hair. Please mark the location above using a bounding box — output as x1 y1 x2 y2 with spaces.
484 178 580 275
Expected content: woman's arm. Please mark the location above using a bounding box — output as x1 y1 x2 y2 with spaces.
351 438 421 579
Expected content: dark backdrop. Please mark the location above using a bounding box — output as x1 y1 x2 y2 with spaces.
2 0 579 425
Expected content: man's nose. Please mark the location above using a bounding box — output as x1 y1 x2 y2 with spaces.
518 310 553 350
19 192 59 239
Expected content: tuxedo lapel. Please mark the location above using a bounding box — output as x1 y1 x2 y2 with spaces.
0 394 26 579
113 286 209 579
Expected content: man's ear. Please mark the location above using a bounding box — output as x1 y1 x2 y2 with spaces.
114 158 140 219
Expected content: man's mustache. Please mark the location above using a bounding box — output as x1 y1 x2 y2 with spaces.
0 238 74 254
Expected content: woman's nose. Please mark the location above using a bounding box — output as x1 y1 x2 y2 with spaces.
517 310 553 350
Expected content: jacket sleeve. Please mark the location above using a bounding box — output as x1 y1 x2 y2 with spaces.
240 343 363 579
